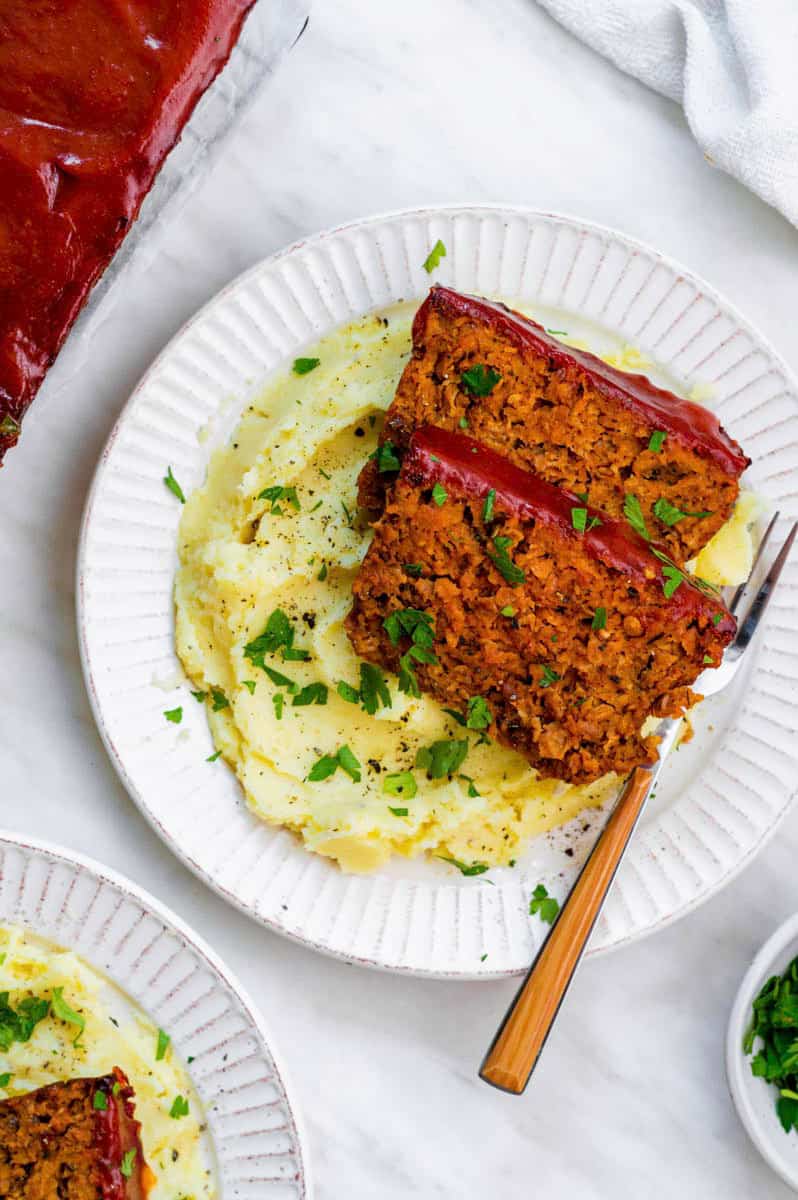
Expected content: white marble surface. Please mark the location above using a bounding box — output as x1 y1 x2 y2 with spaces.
2 2 798 1196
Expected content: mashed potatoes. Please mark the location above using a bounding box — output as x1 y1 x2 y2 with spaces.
0 925 214 1199
175 302 757 874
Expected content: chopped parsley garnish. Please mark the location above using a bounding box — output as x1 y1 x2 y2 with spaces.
342 663 392 715
743 954 798 1134
570 506 602 534
93 1089 108 1110
169 1095 190 1119
459 416 469 429
318 467 332 480
310 500 323 512
164 706 182 724
272 694 284 720
466 696 492 731
415 738 469 779
0 414 20 436
156 1028 170 1061
422 239 447 273
341 499 354 527
480 953 488 962
459 773 480 797
0 1073 11 1087
383 608 438 697
539 666 561 688
242 680 257 695
318 562 328 581
648 430 667 453
488 536 526 586
623 493 650 540
660 561 684 598
307 746 362 783
0 995 49 1050
482 488 496 524
51 988 84 1045
263 665 297 691
210 688 229 711
291 682 328 707
190 690 206 703
500 605 516 618
591 606 607 631
163 466 186 504
442 707 466 726
546 328 568 336
432 482 448 507
120 1149 137 1178
244 609 310 668
529 884 560 924
206 750 223 762
461 364 501 397
703 654 714 664
388 806 409 817
649 546 718 601
383 772 418 799
293 357 320 375
437 856 489 877
370 442 401 473
652 497 712 527
403 562 424 577
712 612 723 626
258 484 300 514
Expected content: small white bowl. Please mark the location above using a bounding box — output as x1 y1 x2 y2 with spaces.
727 913 798 1192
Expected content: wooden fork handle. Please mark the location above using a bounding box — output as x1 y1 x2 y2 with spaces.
480 764 654 1094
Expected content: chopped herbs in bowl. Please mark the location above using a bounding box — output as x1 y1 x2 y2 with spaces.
727 914 798 1192
743 956 798 1135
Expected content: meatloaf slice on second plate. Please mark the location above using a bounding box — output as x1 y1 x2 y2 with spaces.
0 1067 152 1200
358 285 750 565
348 426 735 785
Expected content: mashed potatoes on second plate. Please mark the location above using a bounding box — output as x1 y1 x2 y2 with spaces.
0 925 214 1199
174 303 758 874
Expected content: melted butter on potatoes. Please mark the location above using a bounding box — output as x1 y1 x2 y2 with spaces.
175 304 755 874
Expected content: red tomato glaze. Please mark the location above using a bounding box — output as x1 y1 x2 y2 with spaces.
416 286 750 478
0 0 257 460
405 425 736 634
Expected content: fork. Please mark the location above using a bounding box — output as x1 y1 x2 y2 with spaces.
480 513 798 1095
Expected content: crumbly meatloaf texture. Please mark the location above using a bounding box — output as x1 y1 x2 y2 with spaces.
0 1068 149 1200
348 427 735 785
358 286 750 565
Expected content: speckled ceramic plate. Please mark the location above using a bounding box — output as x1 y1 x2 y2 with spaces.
0 831 310 1197
78 206 798 978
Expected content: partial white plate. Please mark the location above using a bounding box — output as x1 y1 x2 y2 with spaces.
0 830 310 1198
727 913 798 1192
78 205 798 978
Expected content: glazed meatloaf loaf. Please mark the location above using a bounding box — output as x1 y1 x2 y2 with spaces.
0 0 258 463
358 286 750 565
0 1067 152 1200
347 426 735 785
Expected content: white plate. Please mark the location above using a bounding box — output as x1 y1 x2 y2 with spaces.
727 913 798 1192
0 830 310 1198
78 205 798 978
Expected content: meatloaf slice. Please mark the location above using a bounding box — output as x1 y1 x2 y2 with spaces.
0 1067 153 1200
358 286 750 565
347 426 735 785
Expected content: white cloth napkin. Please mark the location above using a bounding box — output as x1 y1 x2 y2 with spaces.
536 0 798 227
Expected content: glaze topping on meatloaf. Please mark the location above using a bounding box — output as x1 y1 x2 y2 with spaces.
0 0 258 463
348 426 735 785
0 1067 153 1200
358 286 750 565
